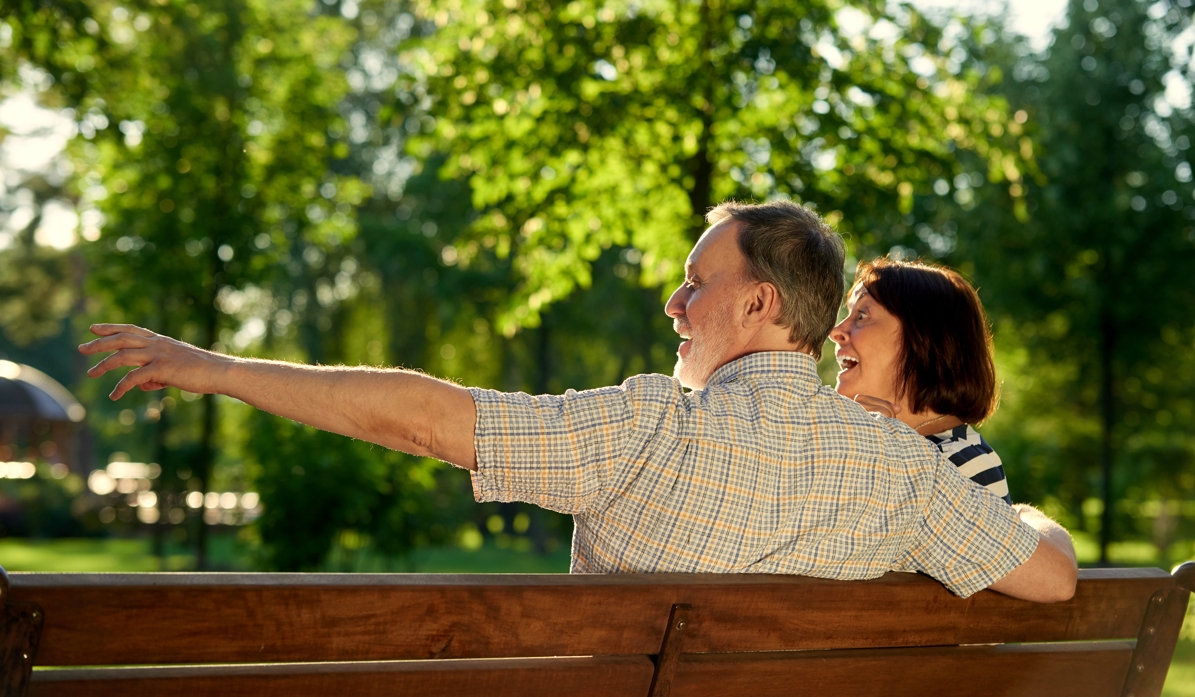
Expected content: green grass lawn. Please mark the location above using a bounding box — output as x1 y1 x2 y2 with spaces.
1168 636 1195 697
0 535 570 573
0 535 254 572
1 537 175 572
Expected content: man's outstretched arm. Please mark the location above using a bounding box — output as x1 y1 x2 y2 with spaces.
79 324 478 470
987 504 1078 602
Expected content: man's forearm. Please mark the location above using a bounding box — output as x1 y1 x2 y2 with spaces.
222 359 477 469
80 324 478 469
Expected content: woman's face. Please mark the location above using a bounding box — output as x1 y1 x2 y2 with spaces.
829 285 904 404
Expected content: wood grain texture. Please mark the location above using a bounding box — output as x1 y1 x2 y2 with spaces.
648 604 691 697
1 567 44 697
27 655 656 697
2 603 43 697
1121 587 1193 697
8 569 1172 666
669 642 1136 697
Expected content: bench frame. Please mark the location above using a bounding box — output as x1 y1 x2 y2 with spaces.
2 563 1192 697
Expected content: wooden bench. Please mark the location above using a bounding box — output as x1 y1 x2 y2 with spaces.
2 562 1192 697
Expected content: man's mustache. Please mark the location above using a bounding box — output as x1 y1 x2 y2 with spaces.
673 318 691 337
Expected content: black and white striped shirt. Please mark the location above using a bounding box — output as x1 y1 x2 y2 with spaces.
925 425 1011 505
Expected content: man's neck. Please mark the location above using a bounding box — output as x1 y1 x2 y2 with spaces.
714 343 814 376
736 334 813 359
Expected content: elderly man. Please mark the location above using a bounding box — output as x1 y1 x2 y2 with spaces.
81 200 1077 602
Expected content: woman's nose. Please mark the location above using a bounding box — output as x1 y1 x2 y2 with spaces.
829 318 848 344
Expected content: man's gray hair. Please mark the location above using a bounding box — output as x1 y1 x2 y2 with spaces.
707 200 845 359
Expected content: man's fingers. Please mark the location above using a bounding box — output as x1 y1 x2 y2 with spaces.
90 323 156 338
87 349 153 378
111 365 164 400
79 333 152 355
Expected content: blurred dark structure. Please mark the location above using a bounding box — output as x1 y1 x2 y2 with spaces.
0 359 85 470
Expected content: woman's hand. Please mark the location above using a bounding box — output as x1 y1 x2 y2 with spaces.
853 394 902 418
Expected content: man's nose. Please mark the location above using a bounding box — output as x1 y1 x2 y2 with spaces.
665 285 688 318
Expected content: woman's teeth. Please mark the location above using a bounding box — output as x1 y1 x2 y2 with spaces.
838 356 859 370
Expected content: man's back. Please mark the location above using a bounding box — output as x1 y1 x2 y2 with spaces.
470 352 1038 597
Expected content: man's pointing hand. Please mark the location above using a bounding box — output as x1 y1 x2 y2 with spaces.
79 323 477 468
79 324 232 400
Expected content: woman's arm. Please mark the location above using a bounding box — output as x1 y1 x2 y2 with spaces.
987 504 1078 602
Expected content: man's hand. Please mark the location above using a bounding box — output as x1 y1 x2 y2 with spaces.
987 504 1078 602
80 324 233 400
79 323 479 470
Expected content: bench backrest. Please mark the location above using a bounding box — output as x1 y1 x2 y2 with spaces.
3 564 1192 697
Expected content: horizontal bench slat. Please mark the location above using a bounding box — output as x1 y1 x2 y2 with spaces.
28 655 655 697
670 642 1136 697
9 569 1171 666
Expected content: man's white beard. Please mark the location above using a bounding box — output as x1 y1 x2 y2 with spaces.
674 298 737 390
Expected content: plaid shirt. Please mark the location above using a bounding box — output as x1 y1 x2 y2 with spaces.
470 351 1038 597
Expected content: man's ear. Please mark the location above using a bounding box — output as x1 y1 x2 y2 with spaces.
742 282 781 328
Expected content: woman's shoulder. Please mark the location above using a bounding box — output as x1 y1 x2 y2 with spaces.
924 424 1011 503
925 425 990 453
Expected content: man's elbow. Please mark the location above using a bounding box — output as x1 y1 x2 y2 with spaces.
1023 545 1078 603
1041 568 1078 603
987 547 1078 602
989 569 1076 603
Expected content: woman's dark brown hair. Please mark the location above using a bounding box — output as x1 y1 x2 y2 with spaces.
854 258 999 424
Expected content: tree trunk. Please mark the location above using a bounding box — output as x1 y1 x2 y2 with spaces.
1098 308 1115 565
193 3 244 569
195 345 217 570
686 0 716 240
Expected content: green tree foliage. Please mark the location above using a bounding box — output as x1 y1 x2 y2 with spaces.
4 0 368 566
402 0 1032 333
0 2 92 351
244 410 448 570
0 223 75 347
929 0 1195 562
0 0 107 104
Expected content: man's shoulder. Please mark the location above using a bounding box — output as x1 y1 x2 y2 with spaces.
806 389 941 460
469 373 682 402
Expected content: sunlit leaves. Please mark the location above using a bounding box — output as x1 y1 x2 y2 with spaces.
402 0 1031 333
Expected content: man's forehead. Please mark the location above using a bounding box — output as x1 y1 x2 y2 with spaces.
686 219 741 271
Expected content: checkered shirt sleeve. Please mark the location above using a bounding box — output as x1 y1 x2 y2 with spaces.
893 450 1040 597
469 374 681 514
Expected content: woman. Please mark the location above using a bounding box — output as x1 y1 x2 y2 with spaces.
829 258 1011 503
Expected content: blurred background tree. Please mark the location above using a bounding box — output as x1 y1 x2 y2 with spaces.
975 0 1195 565
0 0 1193 578
890 0 1195 565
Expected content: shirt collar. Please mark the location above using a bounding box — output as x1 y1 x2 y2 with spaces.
706 351 821 389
